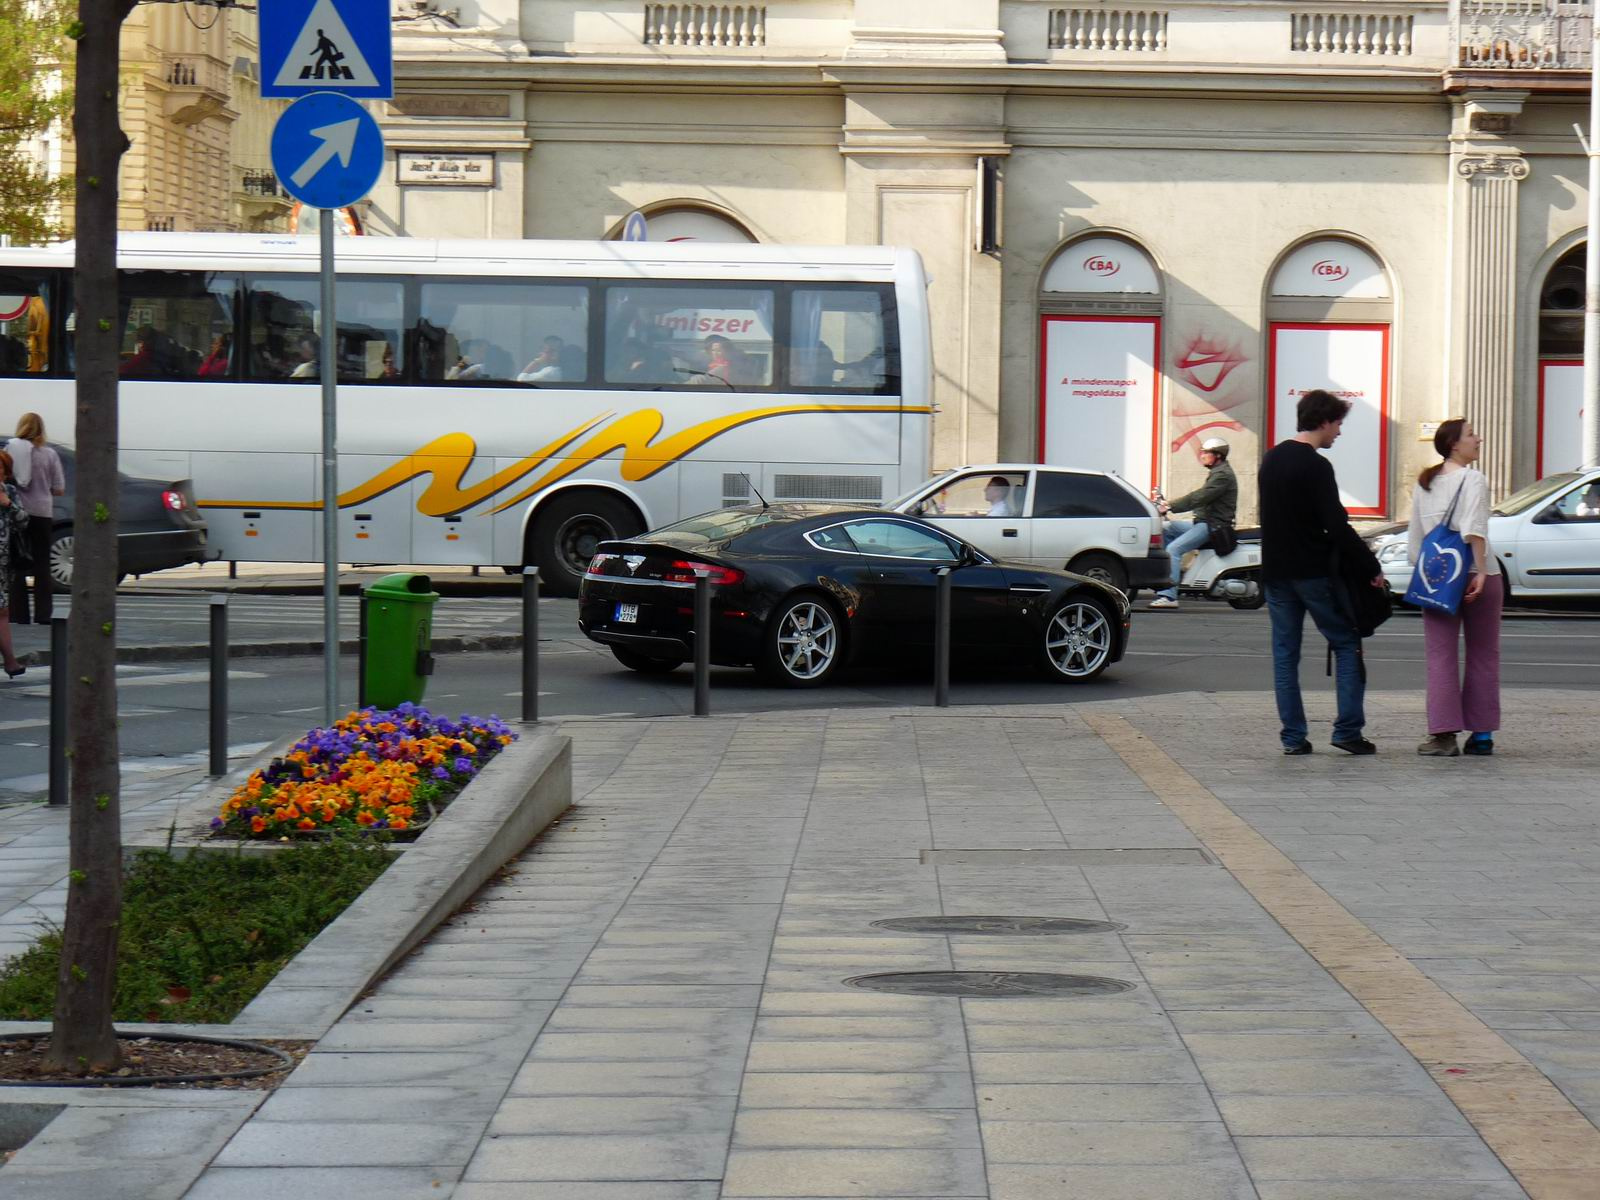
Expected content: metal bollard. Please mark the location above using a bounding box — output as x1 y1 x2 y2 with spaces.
356 587 368 709
209 595 228 776
933 567 952 708
48 615 68 806
228 559 237 580
522 567 539 723
693 572 710 717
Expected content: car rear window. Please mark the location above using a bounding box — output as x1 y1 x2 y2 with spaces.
1032 472 1146 518
636 507 783 547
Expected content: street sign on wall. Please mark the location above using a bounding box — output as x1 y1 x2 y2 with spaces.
261 0 393 99
271 92 385 215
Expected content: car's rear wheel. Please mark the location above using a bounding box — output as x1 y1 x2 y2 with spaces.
1066 551 1129 595
1038 594 1116 682
610 645 684 675
48 528 125 593
761 594 842 687
529 492 643 598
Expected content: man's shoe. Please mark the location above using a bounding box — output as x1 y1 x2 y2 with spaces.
1331 738 1377 755
1283 741 1313 756
1417 733 1460 757
1147 596 1179 610
1463 733 1495 756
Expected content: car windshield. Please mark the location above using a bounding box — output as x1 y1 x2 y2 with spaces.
887 470 955 511
1495 472 1581 517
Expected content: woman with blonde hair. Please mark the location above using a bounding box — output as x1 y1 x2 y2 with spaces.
1409 417 1501 756
6 412 64 624
0 449 29 677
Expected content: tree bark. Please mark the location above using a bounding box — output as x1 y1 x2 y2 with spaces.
43 0 133 1074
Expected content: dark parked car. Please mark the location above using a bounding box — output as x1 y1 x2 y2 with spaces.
578 504 1132 686
47 447 211 591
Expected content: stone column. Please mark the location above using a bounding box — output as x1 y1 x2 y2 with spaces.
1452 151 1528 496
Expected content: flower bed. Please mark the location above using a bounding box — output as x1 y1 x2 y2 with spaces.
212 703 515 841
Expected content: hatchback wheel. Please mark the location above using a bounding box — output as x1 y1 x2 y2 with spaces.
1066 552 1129 595
48 528 74 593
1039 594 1115 682
761 595 842 687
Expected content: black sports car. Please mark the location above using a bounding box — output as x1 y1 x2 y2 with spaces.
577 505 1131 687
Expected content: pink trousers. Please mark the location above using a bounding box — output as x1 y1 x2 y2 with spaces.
1422 573 1503 735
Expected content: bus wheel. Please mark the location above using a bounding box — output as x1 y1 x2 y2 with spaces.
530 492 642 597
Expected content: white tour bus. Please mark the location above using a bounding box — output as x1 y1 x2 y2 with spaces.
0 234 930 593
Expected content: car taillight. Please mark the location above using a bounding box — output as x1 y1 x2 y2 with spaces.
162 490 186 511
588 552 617 574
1150 531 1163 550
662 559 744 586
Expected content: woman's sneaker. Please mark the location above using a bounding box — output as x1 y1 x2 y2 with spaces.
1463 733 1495 756
1417 733 1460 757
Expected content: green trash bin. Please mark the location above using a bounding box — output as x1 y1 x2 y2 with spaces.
361 573 440 709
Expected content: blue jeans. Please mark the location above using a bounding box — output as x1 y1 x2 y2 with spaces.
1160 520 1211 598
1265 576 1365 748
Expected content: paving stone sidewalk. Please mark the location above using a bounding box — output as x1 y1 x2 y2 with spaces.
167 685 1600 1200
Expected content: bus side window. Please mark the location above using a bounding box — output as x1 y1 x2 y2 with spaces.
604 284 775 390
0 272 53 376
246 275 404 383
116 270 238 382
416 279 589 386
789 287 893 393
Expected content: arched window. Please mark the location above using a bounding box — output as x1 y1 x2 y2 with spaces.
1037 235 1163 494
605 206 756 243
1537 245 1584 475
1265 238 1392 516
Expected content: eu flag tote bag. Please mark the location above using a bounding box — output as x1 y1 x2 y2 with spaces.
1403 481 1471 615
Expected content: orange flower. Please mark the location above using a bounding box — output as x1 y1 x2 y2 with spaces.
355 811 376 826
297 817 317 830
250 816 267 833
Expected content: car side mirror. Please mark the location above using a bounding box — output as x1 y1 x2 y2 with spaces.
1534 504 1566 525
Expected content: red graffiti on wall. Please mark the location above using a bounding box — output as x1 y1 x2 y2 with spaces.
1171 331 1249 455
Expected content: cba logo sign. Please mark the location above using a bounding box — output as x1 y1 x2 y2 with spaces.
1312 260 1349 280
1083 256 1120 278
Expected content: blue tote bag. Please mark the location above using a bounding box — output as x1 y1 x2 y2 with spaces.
1403 481 1471 615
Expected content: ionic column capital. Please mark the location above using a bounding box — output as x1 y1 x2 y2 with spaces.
1456 154 1530 181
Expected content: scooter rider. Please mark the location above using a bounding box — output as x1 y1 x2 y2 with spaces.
1149 437 1238 609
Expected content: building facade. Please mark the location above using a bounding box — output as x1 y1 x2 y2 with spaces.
364 0 1592 518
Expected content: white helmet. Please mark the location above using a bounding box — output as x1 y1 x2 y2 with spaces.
1200 437 1230 453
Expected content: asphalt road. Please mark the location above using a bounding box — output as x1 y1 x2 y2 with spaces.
2 595 1598 803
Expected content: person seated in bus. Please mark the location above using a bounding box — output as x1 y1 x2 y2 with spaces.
792 345 841 388
120 325 176 378
692 335 749 388
446 339 490 381
289 333 321 379
198 332 232 378
373 341 399 380
517 336 565 383
839 348 886 388
614 337 674 385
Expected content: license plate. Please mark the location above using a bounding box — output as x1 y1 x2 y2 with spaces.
615 602 639 624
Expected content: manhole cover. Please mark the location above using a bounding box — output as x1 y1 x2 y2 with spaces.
842 971 1136 997
870 916 1126 936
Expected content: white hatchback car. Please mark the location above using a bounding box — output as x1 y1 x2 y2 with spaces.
888 464 1170 594
1369 468 1600 602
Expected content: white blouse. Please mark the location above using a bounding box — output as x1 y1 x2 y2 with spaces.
1407 465 1499 575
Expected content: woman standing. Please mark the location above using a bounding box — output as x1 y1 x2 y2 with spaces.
1410 418 1501 756
0 449 30 678
6 413 64 625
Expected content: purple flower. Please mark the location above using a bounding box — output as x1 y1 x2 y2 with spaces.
453 757 472 773
432 767 449 781
210 817 225 829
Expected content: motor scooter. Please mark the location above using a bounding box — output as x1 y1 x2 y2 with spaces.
1145 491 1264 609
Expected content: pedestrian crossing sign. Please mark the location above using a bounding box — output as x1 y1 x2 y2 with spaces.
260 0 393 99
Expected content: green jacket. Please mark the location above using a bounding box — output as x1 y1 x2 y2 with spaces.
1168 460 1237 529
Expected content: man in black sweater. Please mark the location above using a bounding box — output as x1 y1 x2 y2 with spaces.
1258 389 1384 756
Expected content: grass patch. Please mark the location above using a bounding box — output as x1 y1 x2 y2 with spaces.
0 839 393 1025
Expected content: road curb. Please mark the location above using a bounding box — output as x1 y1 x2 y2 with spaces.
16 632 528 669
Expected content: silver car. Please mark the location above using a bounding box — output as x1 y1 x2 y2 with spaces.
1368 468 1600 602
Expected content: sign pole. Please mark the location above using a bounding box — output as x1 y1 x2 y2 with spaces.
321 212 339 725
1585 26 1600 470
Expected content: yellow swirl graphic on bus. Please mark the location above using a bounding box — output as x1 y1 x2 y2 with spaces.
197 403 917 516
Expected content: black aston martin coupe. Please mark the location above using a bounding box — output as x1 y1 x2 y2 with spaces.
577 504 1131 687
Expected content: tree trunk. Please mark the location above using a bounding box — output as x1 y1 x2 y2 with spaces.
43 0 133 1074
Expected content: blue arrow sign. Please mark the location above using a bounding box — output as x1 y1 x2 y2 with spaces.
622 211 648 242
261 0 393 99
271 93 385 211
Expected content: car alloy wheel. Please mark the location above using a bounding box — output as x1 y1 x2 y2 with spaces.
768 597 840 686
1042 597 1114 680
48 530 73 592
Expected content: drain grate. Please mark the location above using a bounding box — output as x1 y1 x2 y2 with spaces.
843 970 1136 998
871 916 1126 936
920 848 1214 867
